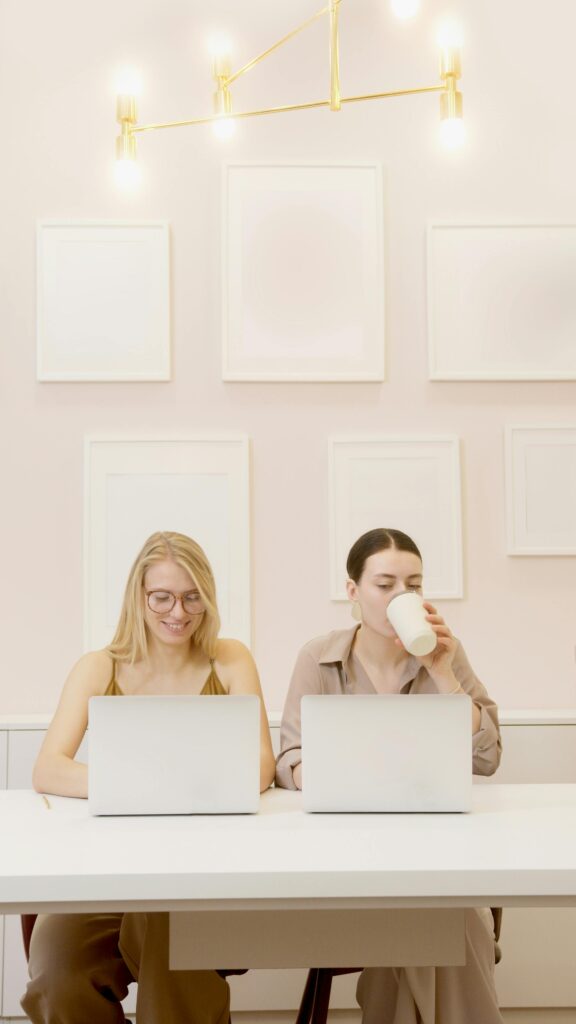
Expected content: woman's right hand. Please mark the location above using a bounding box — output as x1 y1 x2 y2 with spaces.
32 650 113 799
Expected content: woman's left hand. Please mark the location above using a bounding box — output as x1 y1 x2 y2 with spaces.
413 602 459 690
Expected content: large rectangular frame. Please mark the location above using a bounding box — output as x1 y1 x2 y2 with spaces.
329 436 463 599
37 221 170 381
505 426 576 555
84 436 251 649
222 162 385 381
427 223 576 381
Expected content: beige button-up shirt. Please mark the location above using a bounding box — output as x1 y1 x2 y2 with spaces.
275 625 502 790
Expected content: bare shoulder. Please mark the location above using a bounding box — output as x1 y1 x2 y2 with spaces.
213 639 261 696
66 649 115 695
214 638 254 667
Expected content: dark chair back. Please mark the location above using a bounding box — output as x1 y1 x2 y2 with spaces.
21 914 37 961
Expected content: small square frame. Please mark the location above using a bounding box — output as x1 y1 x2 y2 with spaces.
428 223 576 381
329 436 463 599
505 426 576 554
37 221 170 381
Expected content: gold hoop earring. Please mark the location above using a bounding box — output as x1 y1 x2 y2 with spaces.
351 601 362 622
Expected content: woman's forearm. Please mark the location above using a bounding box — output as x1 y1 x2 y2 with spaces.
471 701 482 734
259 750 276 792
32 755 88 799
451 684 482 734
433 670 483 735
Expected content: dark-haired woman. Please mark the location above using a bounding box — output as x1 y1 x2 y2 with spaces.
276 528 503 1024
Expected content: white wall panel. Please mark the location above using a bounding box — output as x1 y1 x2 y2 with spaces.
482 725 576 785
7 733 88 790
496 910 576 1008
0 734 7 791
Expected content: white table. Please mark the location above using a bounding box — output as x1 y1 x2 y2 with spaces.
2 785 576 968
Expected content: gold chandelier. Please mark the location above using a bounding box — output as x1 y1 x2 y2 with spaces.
115 0 463 185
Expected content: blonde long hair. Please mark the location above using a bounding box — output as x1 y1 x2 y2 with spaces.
106 531 220 663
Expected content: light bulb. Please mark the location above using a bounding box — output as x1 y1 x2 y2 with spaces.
114 157 142 189
212 116 236 141
439 117 465 149
437 19 463 51
115 68 143 98
391 0 420 18
207 34 232 59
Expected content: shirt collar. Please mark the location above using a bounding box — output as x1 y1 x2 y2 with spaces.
318 624 421 689
317 625 361 667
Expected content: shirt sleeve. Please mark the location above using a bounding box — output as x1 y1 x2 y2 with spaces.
275 646 324 790
452 643 502 777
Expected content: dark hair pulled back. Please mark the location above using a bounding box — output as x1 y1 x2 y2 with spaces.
346 528 422 583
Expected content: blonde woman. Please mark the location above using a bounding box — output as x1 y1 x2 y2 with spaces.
23 531 275 1024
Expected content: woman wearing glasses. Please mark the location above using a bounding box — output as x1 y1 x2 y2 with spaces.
276 528 503 1024
23 530 276 1024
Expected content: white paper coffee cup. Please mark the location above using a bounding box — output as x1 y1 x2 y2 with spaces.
386 592 437 657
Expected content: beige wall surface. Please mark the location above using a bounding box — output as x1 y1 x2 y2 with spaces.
1 0 576 715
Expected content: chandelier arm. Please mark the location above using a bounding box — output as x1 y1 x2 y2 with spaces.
225 5 331 87
131 100 330 133
130 84 444 135
341 84 444 104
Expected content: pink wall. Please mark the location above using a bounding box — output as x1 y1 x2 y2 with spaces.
2 0 576 713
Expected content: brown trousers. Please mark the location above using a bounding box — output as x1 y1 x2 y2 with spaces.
21 912 230 1024
356 908 504 1024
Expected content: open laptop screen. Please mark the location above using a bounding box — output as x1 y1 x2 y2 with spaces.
301 694 472 813
88 694 260 815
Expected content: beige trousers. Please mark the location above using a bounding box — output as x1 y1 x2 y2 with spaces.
21 912 230 1024
356 908 503 1024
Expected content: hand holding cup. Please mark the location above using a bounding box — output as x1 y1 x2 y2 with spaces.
386 592 437 657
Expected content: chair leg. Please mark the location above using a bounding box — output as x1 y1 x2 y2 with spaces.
295 969 321 1024
311 970 334 1024
295 969 335 1024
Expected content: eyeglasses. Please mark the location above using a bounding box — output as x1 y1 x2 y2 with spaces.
145 590 205 614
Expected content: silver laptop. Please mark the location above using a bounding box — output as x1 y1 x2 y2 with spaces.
301 694 472 812
88 694 260 815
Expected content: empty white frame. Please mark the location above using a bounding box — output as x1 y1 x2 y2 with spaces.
506 426 576 554
428 224 576 381
223 162 385 381
85 437 250 648
37 221 170 381
329 437 463 599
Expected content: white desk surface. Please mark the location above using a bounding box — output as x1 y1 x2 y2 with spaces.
1 785 576 913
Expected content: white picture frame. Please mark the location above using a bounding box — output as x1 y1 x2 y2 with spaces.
329 436 463 599
427 223 576 381
222 162 385 381
84 436 251 649
37 221 170 381
505 426 576 555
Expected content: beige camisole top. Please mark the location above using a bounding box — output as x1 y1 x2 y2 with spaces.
104 660 227 697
